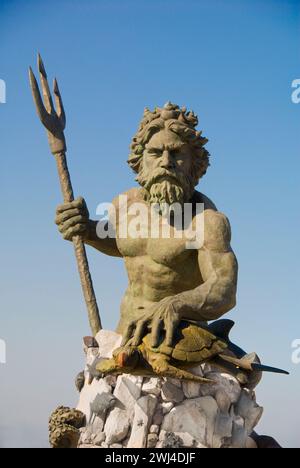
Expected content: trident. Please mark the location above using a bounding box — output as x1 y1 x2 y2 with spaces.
29 54 102 336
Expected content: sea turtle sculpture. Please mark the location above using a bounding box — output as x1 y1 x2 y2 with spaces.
96 320 288 385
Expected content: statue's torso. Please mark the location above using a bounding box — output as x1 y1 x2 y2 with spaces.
114 188 214 332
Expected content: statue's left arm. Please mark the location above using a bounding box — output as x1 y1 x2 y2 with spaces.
178 209 238 321
122 209 238 348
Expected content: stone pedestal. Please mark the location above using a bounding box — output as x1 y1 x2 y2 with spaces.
76 330 263 449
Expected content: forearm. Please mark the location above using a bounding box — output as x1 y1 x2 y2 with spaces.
84 220 122 257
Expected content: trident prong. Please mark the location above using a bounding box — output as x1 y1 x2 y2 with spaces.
53 77 66 129
29 54 66 153
29 66 53 131
37 53 55 115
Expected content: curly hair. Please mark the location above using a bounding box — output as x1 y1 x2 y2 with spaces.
128 102 210 185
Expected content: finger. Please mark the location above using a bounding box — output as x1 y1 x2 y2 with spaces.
56 197 85 214
121 322 135 346
132 320 148 346
55 208 82 224
165 313 180 347
60 215 87 232
150 318 163 348
63 224 86 240
58 218 87 234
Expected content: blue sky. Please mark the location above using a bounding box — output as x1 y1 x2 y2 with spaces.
0 0 299 448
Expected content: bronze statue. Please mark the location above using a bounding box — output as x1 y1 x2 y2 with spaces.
54 101 238 347
29 57 288 382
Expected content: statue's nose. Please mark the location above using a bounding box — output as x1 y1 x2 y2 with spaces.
160 150 175 170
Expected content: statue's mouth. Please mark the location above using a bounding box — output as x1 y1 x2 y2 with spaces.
154 172 180 184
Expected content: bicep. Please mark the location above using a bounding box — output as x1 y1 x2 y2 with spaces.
198 211 238 283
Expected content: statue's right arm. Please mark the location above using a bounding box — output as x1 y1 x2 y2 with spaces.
55 196 122 258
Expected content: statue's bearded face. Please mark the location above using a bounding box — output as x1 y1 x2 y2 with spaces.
136 129 195 208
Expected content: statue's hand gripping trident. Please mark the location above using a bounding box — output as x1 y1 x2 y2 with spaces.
29 54 102 336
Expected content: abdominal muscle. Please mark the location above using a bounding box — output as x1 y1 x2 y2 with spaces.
116 254 202 334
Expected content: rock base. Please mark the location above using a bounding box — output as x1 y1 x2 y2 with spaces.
76 330 263 449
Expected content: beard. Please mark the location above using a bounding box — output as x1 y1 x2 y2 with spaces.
136 167 195 213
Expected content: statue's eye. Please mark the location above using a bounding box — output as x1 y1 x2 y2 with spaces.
148 148 162 156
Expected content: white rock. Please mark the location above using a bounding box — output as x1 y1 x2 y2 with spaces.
147 433 158 448
77 378 112 425
161 382 184 403
79 427 93 445
93 432 106 446
200 372 241 404
201 363 212 375
77 334 264 449
150 425 159 434
213 413 233 448
91 416 106 437
163 377 182 388
127 395 158 448
215 389 231 413
182 381 200 399
95 329 123 358
86 347 100 367
161 402 174 414
188 365 204 377
231 416 247 448
104 374 142 445
161 397 219 447
114 374 143 406
142 378 161 396
236 389 263 433
104 409 130 445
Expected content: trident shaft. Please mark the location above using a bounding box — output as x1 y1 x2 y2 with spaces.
29 54 102 336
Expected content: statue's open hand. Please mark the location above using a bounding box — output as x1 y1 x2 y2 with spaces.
55 196 90 240
122 296 187 348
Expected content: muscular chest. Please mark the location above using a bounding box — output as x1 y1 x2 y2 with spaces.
115 198 198 267
117 233 192 268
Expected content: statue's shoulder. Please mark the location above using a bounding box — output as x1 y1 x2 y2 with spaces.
193 190 218 211
112 187 143 210
194 191 232 245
